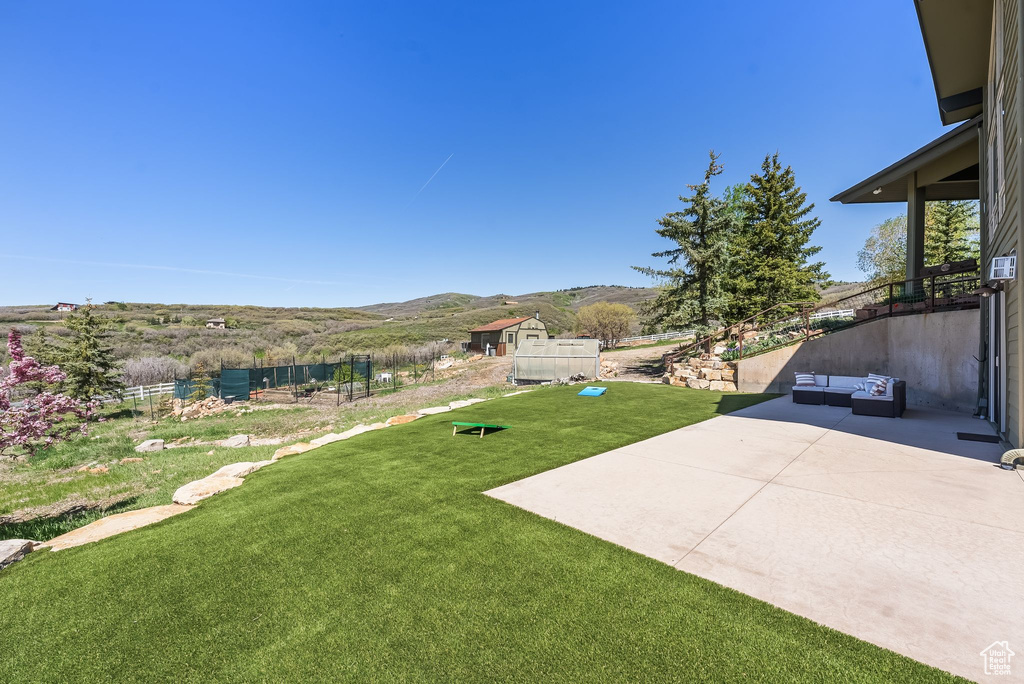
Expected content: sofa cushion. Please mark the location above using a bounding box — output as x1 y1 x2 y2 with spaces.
792 385 824 393
851 390 894 402
794 372 816 387
826 375 862 389
823 386 856 395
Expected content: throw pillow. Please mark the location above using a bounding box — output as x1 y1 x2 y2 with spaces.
870 377 889 396
794 372 816 387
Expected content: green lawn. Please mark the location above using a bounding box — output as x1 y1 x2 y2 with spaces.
0 385 953 681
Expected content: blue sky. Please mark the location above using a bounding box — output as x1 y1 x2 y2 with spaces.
0 1 949 307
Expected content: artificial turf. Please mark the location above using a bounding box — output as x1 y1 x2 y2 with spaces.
0 384 957 681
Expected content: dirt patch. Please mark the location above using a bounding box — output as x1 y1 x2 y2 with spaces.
602 347 668 381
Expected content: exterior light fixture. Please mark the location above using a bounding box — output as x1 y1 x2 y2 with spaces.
872 187 883 195
972 285 998 297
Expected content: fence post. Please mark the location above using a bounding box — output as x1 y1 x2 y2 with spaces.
739 335 744 360
348 354 354 402
413 353 418 383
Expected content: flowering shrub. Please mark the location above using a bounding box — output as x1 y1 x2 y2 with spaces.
0 329 91 459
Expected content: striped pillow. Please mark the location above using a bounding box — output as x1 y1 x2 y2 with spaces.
794 372 816 387
868 374 890 396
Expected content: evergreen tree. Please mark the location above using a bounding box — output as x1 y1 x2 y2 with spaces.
726 153 829 320
54 302 124 402
189 361 212 404
925 200 979 266
633 151 734 342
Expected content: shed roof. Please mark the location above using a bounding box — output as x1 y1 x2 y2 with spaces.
207 318 226 323
469 317 532 332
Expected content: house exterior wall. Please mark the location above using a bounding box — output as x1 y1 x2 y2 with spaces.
983 0 1023 444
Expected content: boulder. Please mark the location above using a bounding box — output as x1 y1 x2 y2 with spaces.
686 377 711 390
220 434 250 448
134 439 165 453
119 457 145 465
43 505 191 551
709 380 726 391
0 539 37 570
721 381 738 392
386 414 419 426
272 442 318 460
172 475 245 505
417 406 451 416
720 369 736 381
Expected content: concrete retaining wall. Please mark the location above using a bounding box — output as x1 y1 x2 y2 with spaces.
736 309 980 413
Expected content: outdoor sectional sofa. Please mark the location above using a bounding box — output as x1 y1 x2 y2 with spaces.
792 374 906 418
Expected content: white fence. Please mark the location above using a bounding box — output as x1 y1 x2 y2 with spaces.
95 382 176 404
611 330 696 346
809 309 855 321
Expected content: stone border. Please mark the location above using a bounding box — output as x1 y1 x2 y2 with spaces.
2 394 510 568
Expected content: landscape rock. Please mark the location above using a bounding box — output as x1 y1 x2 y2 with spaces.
210 461 267 479
220 434 251 448
43 505 191 551
119 457 145 465
449 398 488 409
207 450 216 456
686 377 711 390
134 439 165 453
0 539 37 570
709 380 726 391
272 442 318 460
417 406 452 416
385 414 419 426
172 475 245 505
309 433 346 447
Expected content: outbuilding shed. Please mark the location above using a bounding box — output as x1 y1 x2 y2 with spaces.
468 313 548 356
512 339 601 383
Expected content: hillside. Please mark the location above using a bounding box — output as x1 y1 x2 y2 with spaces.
0 283 863 375
0 287 659 373
357 285 658 317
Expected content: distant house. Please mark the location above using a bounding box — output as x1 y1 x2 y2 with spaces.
49 302 78 312
206 318 226 329
468 313 548 356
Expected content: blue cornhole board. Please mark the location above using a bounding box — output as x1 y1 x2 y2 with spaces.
578 386 607 397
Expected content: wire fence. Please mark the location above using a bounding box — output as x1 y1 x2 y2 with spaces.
172 351 449 405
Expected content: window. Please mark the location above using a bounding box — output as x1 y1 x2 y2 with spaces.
507 332 514 343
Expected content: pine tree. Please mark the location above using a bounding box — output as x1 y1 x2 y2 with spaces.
189 361 211 404
726 153 829 321
925 200 979 266
633 151 734 342
54 302 124 402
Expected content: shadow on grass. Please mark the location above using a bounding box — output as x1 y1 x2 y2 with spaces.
0 497 139 542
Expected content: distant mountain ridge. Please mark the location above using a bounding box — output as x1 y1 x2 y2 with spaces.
357 285 659 317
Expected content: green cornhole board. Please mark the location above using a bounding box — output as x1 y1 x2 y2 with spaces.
451 421 511 438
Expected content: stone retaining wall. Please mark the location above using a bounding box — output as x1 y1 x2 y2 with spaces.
663 354 738 392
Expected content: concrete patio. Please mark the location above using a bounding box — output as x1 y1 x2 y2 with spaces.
486 396 1024 681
